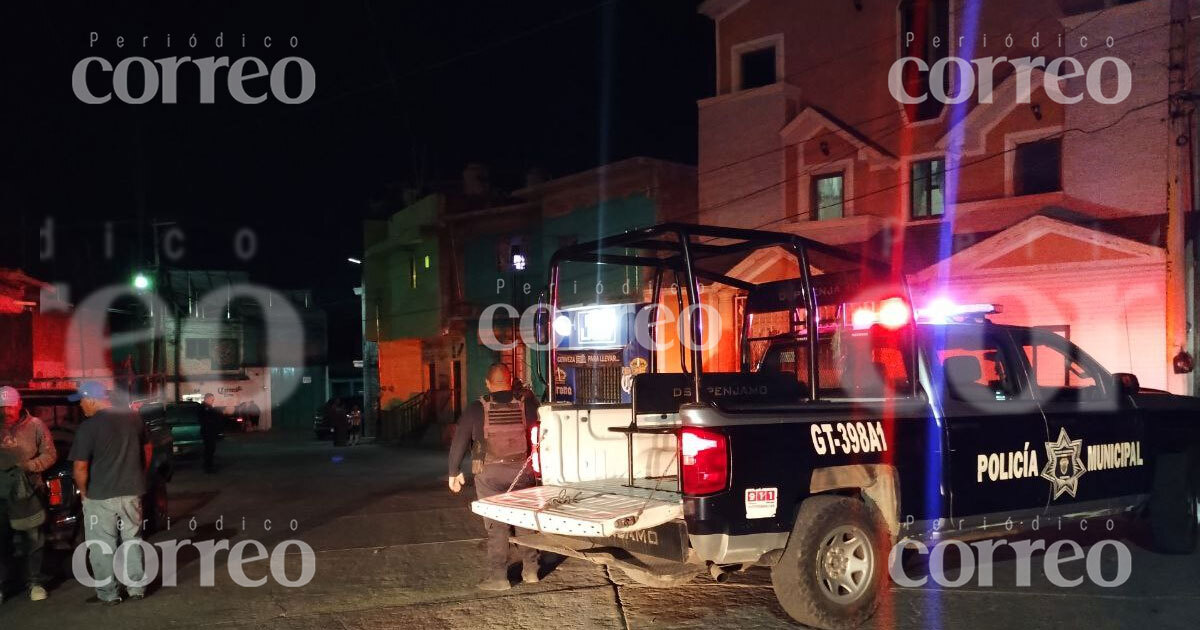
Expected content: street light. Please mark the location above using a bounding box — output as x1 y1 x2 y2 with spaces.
347 257 362 264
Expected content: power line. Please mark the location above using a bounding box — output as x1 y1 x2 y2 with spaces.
694 18 1171 225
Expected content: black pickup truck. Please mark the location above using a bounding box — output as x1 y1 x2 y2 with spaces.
471 224 1200 630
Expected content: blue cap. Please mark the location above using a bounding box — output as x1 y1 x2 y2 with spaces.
68 380 109 402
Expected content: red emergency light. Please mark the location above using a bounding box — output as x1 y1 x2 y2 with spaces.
851 297 912 331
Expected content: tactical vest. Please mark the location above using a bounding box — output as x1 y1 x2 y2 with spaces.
480 394 528 464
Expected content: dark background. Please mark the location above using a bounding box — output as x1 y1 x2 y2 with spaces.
0 0 713 362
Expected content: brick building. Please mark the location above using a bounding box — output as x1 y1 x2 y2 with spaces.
697 0 1197 392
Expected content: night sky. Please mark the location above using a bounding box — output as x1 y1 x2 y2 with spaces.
0 0 713 361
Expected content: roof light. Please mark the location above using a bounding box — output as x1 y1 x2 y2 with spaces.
851 307 877 330
877 297 912 330
851 297 912 331
915 299 999 323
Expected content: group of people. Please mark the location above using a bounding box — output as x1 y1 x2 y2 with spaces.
1 381 154 606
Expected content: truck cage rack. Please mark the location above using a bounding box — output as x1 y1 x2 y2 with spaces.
545 223 903 490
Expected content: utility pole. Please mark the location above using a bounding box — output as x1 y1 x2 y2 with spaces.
1166 0 1195 395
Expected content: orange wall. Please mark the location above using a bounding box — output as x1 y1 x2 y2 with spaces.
377 339 424 408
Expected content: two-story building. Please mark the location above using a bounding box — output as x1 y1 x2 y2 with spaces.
697 0 1197 392
362 158 696 426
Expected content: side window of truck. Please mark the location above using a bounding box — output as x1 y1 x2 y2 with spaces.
928 329 1021 403
1018 330 1106 402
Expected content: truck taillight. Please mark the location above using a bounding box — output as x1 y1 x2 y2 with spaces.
530 422 541 479
679 427 728 495
47 478 63 507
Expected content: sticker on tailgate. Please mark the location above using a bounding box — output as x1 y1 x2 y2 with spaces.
744 487 778 519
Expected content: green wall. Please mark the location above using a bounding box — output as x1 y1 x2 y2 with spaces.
364 195 443 341
459 195 658 401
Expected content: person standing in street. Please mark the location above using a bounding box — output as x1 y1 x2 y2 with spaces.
347 403 362 446
242 400 261 432
0 386 56 603
200 393 222 473
447 364 540 591
68 381 152 605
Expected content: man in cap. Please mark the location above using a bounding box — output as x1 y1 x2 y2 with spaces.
68 381 152 605
447 363 540 590
0 385 56 603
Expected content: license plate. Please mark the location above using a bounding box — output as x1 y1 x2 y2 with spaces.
586 519 688 562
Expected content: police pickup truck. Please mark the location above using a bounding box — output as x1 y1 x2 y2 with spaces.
471 224 1200 630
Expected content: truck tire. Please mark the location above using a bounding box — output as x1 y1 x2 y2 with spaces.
1149 453 1198 554
616 566 696 588
771 495 888 630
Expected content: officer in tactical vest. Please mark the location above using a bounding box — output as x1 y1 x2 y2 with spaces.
447 363 540 591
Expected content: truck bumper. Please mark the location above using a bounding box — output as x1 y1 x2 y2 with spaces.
688 531 790 565
511 531 701 580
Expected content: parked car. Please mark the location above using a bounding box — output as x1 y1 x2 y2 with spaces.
20 389 175 549
314 396 360 440
230 400 262 432
139 401 223 457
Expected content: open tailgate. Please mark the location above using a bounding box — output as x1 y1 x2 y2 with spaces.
471 483 682 537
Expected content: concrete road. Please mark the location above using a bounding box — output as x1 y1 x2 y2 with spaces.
2 433 1197 629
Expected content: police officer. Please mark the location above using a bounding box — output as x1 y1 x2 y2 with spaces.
447 364 540 591
199 393 222 473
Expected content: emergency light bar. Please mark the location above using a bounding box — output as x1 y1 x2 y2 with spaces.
915 298 1001 324
850 297 912 331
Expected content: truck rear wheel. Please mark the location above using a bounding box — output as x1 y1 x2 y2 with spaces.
771 495 888 630
1149 453 1198 554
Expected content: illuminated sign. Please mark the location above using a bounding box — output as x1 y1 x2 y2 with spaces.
578 307 618 345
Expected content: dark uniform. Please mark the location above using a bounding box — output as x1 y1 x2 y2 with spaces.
448 390 539 580
199 403 223 473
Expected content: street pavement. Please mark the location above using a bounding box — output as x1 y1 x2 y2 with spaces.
2 432 1198 629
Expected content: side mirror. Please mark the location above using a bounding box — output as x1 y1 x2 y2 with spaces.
1114 372 1140 396
533 292 549 346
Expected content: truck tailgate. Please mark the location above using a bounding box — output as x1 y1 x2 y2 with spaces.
471 482 682 537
